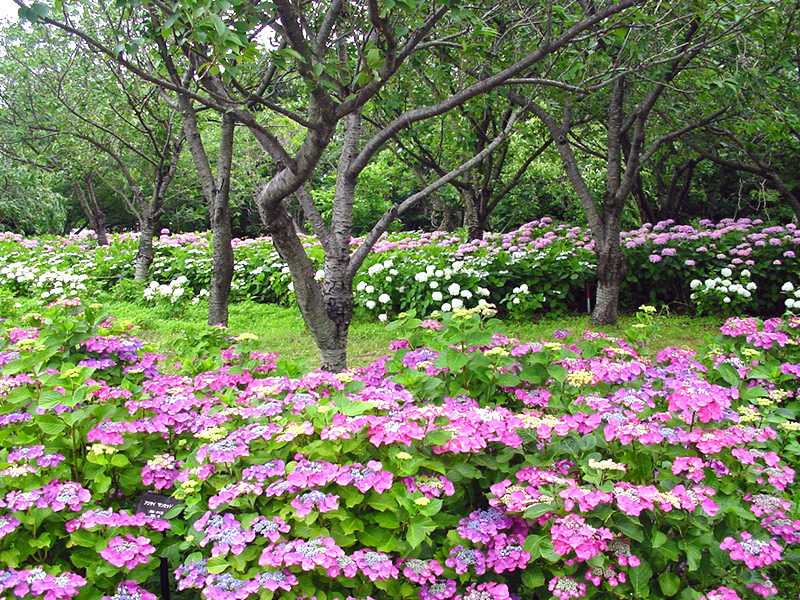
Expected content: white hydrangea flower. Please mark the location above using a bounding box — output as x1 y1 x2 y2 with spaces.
451 298 464 309
441 303 452 312
366 300 376 310
448 282 461 296
378 293 390 304
432 291 443 302
690 279 702 289
378 313 388 322
720 267 733 277
782 282 795 293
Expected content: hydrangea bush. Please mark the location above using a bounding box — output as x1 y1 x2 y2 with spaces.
1 218 799 319
1 299 799 599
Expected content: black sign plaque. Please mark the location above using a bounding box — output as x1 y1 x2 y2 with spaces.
136 492 183 519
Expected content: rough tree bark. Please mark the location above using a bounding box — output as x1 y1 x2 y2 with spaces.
133 207 156 281
208 115 235 326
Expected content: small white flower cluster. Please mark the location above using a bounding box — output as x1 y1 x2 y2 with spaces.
509 283 530 305
0 262 39 285
354 256 494 321
1 261 91 300
782 282 800 312
143 276 192 304
689 267 757 306
36 269 89 300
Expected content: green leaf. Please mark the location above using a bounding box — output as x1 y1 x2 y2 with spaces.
374 512 400 529
417 497 442 517
523 502 555 519
683 541 703 571
424 429 452 446
629 560 652 598
36 413 65 435
368 493 397 512
207 556 228 574
658 572 680 596
612 515 644 542
523 534 545 558
209 14 228 37
30 1 50 19
366 48 384 70
93 473 112 495
110 454 129 467
521 569 545 589
548 364 568 383
38 390 67 410
715 362 740 387
450 462 482 479
406 519 436 549
652 531 668 548
336 399 374 417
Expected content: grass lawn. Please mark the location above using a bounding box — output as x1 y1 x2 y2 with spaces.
4 297 722 369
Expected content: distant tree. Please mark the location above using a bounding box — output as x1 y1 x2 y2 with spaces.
509 0 761 324
0 23 186 277
20 0 644 368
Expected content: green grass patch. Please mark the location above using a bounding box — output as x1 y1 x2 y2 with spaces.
93 301 723 368
2 296 723 368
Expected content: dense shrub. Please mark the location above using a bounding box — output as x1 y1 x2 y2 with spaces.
0 300 798 599
1 219 798 320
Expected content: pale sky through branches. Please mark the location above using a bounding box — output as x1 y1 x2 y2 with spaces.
0 0 18 22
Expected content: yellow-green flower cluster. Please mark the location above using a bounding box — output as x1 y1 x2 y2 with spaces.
778 421 800 432
195 426 227 442
336 371 354 383
566 369 594 387
588 457 627 472
234 332 259 342
484 347 509 357
738 406 761 423
88 443 118 456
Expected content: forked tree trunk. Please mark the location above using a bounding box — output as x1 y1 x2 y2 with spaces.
265 204 349 372
73 178 109 246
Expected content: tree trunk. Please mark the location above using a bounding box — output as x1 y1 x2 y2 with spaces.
134 210 156 281
208 195 234 325
462 188 485 240
207 114 235 326
591 226 627 324
265 204 348 371
73 178 109 246
656 158 697 221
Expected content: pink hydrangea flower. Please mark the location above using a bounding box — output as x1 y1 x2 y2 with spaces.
550 514 613 562
100 535 156 569
720 532 782 568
